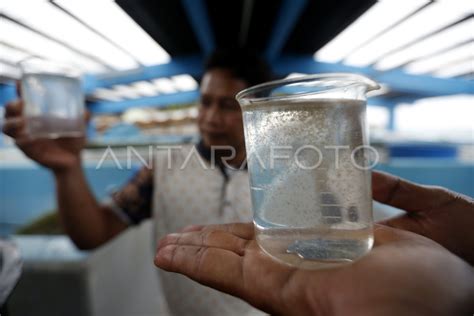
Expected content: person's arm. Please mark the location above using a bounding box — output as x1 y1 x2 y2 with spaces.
53 162 128 250
3 98 126 249
3 97 151 250
54 161 154 250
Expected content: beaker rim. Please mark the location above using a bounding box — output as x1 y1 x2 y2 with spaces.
235 73 380 105
17 57 82 78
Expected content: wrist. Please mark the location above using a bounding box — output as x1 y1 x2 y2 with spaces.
52 157 82 177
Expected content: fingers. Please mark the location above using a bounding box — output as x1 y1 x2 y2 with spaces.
2 117 26 139
180 224 204 233
155 244 245 295
155 223 255 299
373 224 419 246
155 223 331 316
156 223 250 296
157 228 252 256
372 171 457 213
206 222 255 239
377 214 427 237
3 100 31 142
4 100 24 119
180 222 254 239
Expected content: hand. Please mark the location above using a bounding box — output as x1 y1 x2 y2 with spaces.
372 171 474 265
155 223 474 316
2 96 85 172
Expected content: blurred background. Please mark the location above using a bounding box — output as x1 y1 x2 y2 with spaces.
0 0 473 315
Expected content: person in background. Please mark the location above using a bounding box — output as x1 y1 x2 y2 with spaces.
2 49 272 316
155 171 474 316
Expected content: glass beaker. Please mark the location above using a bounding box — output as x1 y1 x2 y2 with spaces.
18 58 85 139
236 73 380 269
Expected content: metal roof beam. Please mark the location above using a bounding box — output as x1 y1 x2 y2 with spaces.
239 0 254 46
273 55 474 97
265 0 307 62
181 0 215 55
87 90 199 114
83 56 203 93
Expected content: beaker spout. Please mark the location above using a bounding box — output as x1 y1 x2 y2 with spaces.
360 76 380 93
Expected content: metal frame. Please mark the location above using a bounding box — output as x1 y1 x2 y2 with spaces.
88 90 199 114
2 54 472 111
265 0 307 61
181 0 215 55
83 56 203 93
274 56 474 97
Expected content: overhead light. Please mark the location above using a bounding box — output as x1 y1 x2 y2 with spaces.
395 95 474 136
0 19 106 73
90 88 124 102
405 42 474 74
375 19 474 70
345 1 471 67
285 73 308 79
1 1 138 71
112 84 143 99
152 78 177 94
367 105 389 129
54 0 171 66
314 0 429 63
171 75 198 91
122 108 153 124
0 62 21 79
131 81 160 97
432 59 473 78
0 43 31 64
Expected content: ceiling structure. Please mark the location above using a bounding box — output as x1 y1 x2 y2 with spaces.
116 0 375 56
0 0 472 116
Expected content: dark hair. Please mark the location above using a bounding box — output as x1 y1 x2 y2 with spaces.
204 48 273 87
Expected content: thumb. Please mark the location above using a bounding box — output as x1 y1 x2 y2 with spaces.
373 224 422 246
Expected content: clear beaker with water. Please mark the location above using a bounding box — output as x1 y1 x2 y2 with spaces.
236 73 380 269
19 58 85 139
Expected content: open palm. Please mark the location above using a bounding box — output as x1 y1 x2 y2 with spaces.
155 172 474 315
155 223 474 316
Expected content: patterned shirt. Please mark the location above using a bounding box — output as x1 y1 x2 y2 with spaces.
107 142 264 316
110 164 154 225
109 141 244 225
